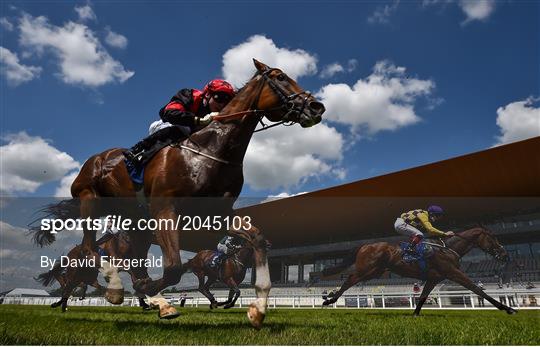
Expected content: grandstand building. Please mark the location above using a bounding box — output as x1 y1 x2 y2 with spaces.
231 136 540 289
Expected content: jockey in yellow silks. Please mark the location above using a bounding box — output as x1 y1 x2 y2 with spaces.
394 205 455 255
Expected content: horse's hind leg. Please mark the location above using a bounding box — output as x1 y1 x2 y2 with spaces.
323 267 385 306
413 280 439 316
217 289 235 307
60 282 77 312
50 299 63 308
322 273 361 306
78 283 88 300
446 269 517 314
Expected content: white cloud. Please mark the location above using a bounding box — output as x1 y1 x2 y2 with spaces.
18 13 134 87
0 46 42 86
347 59 358 72
54 170 80 197
105 27 128 49
459 0 495 24
316 60 435 136
494 97 540 146
244 123 344 191
319 59 358 78
260 191 308 204
320 63 344 78
0 17 14 31
222 35 318 87
0 132 80 194
368 0 400 24
74 5 97 22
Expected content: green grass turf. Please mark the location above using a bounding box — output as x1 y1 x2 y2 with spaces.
0 305 538 345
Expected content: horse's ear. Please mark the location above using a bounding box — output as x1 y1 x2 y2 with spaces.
253 59 269 72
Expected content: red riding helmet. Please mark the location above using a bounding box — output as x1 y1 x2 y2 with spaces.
203 79 235 97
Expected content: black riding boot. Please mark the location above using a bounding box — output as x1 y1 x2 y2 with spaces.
124 126 184 168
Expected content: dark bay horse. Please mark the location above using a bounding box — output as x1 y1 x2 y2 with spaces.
183 246 254 309
32 59 325 328
36 232 149 311
319 227 517 315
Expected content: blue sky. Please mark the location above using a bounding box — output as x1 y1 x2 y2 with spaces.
1 0 539 199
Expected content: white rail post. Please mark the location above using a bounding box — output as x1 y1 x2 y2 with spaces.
470 294 475 308
382 294 386 308
409 295 414 308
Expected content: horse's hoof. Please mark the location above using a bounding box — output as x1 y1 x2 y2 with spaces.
247 301 266 330
159 305 180 320
507 307 518 315
105 288 124 305
223 304 233 309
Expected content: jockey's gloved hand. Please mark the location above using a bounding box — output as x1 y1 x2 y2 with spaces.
196 112 219 126
445 231 455 237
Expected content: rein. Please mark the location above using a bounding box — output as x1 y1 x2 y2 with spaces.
177 68 312 164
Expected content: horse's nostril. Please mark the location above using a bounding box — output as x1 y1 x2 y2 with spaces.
309 101 325 112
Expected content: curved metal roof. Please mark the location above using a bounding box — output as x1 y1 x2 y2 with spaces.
182 137 540 250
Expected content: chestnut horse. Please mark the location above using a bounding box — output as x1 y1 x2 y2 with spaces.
32 59 325 328
319 227 517 315
183 246 254 309
36 232 149 311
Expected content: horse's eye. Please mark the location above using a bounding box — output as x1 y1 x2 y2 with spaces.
277 73 286 81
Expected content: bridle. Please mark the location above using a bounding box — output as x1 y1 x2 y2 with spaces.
180 68 316 165
212 68 314 132
448 230 506 261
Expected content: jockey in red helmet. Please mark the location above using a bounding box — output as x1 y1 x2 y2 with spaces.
124 79 235 168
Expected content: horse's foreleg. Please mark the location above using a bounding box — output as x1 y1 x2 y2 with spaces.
145 293 179 319
135 208 182 318
223 279 240 309
198 275 218 309
230 224 271 330
446 269 517 314
413 280 439 316
99 261 124 305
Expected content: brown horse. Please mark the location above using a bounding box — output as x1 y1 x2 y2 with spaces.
36 232 148 312
183 246 254 309
32 59 325 327
319 227 517 315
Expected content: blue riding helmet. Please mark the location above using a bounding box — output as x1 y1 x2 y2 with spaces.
427 205 444 215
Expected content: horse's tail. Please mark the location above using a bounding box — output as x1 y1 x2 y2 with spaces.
322 246 361 277
305 246 360 287
29 198 80 247
35 262 63 287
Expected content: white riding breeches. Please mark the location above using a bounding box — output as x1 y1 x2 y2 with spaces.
148 120 190 136
217 243 229 254
394 218 423 238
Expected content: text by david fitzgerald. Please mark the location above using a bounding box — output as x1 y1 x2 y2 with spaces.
40 255 162 271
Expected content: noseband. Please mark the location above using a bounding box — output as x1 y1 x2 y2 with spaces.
258 68 313 123
213 68 314 131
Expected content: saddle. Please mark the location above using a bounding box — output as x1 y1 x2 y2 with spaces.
125 134 187 186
